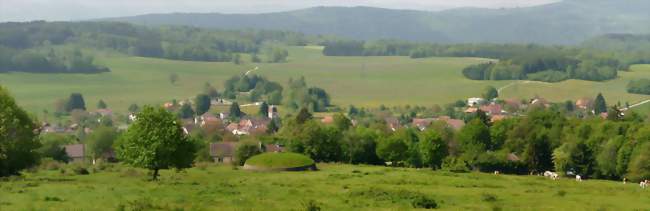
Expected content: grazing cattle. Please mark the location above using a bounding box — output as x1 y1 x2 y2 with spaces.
544 171 559 180
623 178 627 184
494 171 500 175
576 175 582 182
640 181 647 189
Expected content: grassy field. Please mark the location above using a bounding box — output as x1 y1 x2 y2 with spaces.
1 164 649 210
1 46 649 116
245 153 315 168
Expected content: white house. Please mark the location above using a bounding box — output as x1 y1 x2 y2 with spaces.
467 97 486 106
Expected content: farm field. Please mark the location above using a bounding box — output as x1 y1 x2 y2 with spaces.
1 46 649 115
1 164 649 210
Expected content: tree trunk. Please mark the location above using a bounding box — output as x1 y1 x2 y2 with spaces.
152 168 159 180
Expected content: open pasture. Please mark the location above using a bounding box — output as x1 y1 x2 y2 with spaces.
1 164 648 210
1 47 648 115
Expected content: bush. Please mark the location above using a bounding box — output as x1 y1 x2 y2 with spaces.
194 162 211 171
442 157 470 173
38 158 64 171
627 79 650 95
411 196 438 209
44 196 63 202
482 193 498 202
526 70 569 82
72 166 90 175
302 200 321 211
235 141 263 166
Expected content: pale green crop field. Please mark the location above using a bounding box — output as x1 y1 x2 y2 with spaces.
1 46 649 116
1 164 649 210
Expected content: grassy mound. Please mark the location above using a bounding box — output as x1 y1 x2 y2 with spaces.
245 153 315 169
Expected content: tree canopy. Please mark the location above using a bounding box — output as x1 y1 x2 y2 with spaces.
0 86 40 176
115 106 196 180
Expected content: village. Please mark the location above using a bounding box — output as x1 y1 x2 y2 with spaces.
40 90 619 166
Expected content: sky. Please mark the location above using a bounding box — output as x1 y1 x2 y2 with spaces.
0 0 561 22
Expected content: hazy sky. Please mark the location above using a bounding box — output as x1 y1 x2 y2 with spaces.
0 0 560 22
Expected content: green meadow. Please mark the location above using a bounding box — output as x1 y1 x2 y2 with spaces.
1 164 649 210
1 46 649 115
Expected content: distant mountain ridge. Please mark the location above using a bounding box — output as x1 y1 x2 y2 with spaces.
101 0 650 45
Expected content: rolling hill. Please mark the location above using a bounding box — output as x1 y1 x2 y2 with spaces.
102 0 650 45
2 46 649 116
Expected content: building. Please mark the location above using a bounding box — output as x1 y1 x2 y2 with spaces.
95 109 113 117
480 103 505 115
467 97 486 106
65 144 86 163
412 118 435 131
210 142 237 163
434 116 465 131
575 98 593 110
321 115 335 124
264 144 284 153
268 105 279 119
385 117 400 131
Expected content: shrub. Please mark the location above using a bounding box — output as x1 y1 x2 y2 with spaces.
235 141 263 166
72 166 90 175
411 196 438 209
526 70 569 82
482 193 498 202
302 200 321 211
38 158 64 171
44 196 63 202
127 198 160 211
442 157 470 173
627 79 650 95
194 162 210 171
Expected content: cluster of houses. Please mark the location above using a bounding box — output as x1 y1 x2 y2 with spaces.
44 95 614 165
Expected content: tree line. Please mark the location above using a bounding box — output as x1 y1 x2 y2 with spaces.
3 84 649 182
322 39 650 83
0 21 310 73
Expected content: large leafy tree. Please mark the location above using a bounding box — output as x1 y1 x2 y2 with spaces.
65 93 86 112
229 102 242 119
342 127 381 165
38 134 74 162
594 93 607 114
115 106 196 180
482 86 499 101
376 133 409 166
194 94 211 115
259 102 269 118
419 129 448 170
0 86 40 176
178 103 194 119
85 126 118 164
97 99 107 109
627 142 650 182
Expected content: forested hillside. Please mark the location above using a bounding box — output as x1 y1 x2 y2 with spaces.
103 0 650 45
0 21 316 73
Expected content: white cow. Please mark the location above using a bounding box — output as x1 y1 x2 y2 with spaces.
641 180 648 189
544 171 559 180
576 175 582 182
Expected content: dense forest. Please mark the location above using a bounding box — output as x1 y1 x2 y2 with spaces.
0 21 313 73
